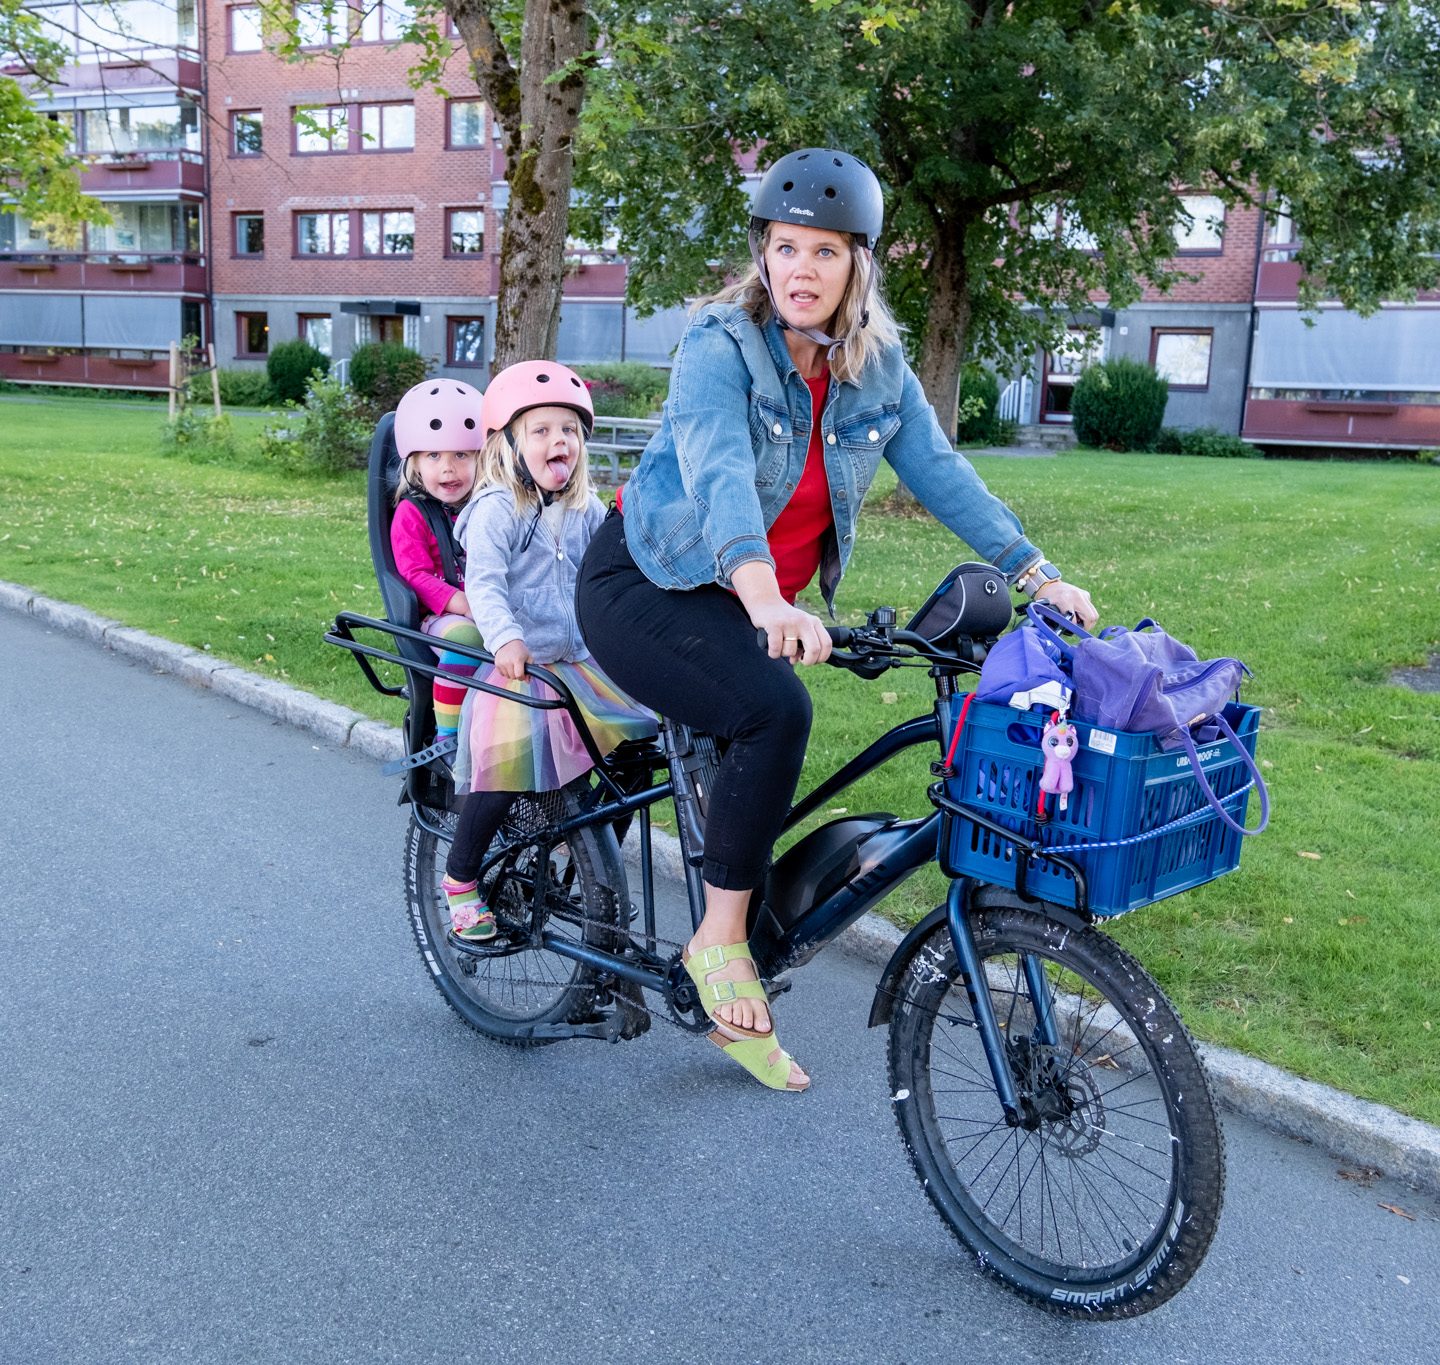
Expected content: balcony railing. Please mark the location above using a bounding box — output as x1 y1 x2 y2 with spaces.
0 252 207 292
80 150 206 193
0 349 173 392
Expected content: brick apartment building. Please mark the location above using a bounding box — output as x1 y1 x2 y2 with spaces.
4 1 1438 449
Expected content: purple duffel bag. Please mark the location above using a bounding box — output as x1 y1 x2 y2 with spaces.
1026 603 1269 836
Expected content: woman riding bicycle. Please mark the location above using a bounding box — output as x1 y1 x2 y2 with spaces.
576 147 1097 1092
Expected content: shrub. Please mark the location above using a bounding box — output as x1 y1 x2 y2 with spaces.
266 339 330 404
259 375 371 475
1175 425 1262 459
187 367 275 408
956 364 1001 443
349 341 428 417
161 409 241 464
577 362 670 419
1071 358 1169 451
1153 426 1183 454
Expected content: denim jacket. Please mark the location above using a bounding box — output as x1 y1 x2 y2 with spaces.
621 303 1041 614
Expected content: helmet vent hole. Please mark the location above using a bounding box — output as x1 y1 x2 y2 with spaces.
428 418 442 430
782 180 794 192
570 376 582 387
429 387 440 395
537 373 550 383
463 418 475 429
833 157 843 167
824 187 837 198
797 152 810 160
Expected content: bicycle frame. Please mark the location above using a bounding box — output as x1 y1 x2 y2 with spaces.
326 608 1074 1122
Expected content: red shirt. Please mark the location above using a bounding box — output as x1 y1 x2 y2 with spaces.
768 372 835 603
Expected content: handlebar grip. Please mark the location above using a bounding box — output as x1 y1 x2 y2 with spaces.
754 625 853 650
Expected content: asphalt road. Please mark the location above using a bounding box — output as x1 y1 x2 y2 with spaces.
3 608 1438 1364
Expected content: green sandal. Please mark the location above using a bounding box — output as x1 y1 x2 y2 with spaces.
683 941 809 1092
708 1025 809 1092
682 940 773 1038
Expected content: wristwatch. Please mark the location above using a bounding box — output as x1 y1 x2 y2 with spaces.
1017 560 1062 597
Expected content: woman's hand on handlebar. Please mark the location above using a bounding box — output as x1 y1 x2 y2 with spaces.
1035 580 1099 631
750 600 834 667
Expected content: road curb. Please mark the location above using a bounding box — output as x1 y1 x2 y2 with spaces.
7 578 1439 1196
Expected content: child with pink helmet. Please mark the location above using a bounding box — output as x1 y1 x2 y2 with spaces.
440 361 656 942
389 378 487 745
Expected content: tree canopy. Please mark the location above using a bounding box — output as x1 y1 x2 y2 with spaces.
1 0 107 242
578 0 1440 431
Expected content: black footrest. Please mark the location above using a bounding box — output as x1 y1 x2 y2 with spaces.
382 734 457 777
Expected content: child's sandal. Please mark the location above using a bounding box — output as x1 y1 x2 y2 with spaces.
443 878 497 941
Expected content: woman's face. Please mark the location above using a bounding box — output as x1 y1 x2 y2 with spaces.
763 223 853 333
519 405 583 493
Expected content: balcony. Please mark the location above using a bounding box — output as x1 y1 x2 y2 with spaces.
1243 396 1440 450
0 253 207 294
80 151 206 195
1255 243 1304 301
0 350 172 392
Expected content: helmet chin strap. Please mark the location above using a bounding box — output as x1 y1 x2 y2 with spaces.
748 228 871 359
502 427 562 506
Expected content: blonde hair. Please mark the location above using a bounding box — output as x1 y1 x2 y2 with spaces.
701 224 901 384
474 409 593 513
392 450 476 508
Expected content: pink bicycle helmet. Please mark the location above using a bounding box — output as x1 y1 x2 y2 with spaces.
393 379 484 460
480 360 594 441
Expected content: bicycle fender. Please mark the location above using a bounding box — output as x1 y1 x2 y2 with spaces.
866 886 1091 1028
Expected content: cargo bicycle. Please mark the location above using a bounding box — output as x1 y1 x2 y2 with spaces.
325 415 1265 1318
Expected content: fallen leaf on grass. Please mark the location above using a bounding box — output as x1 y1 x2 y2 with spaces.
1358 725 1374 735
1379 1203 1416 1221
1299 851 1322 861
881 691 898 705
1337 916 1369 926
1282 916 1294 924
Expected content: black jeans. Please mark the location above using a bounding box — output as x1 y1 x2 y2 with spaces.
576 513 812 892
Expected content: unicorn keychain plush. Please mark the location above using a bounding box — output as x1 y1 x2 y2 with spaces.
1038 711 1079 819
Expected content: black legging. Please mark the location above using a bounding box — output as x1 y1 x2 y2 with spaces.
445 790 519 884
576 513 812 891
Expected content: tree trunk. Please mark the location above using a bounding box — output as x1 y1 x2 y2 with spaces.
915 229 973 444
450 0 590 366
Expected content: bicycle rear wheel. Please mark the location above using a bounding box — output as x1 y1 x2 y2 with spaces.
887 904 1224 1318
402 784 628 1045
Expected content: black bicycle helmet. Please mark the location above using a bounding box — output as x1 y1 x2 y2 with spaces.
749 148 885 249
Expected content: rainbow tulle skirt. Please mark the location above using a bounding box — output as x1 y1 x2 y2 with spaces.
466 656 657 792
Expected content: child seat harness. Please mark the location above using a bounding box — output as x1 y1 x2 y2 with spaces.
405 494 466 591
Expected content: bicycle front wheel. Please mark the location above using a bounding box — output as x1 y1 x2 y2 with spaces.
887 903 1224 1318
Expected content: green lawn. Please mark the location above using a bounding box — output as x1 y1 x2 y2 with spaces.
3 395 1438 1122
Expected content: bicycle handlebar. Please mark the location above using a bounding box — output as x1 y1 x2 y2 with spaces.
753 624 982 677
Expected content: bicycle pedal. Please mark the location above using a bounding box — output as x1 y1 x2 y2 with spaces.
447 929 524 959
765 974 794 1001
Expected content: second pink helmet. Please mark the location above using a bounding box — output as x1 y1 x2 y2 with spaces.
480 360 594 441
393 379 484 460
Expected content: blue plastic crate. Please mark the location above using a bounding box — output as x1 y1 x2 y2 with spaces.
938 697 1262 916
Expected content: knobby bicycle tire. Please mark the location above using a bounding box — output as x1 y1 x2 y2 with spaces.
887 904 1224 1318
402 784 626 1046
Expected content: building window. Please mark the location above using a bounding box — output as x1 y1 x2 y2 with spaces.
359 102 414 152
359 0 413 42
0 210 51 253
448 317 486 367
92 201 201 255
294 105 349 154
1151 329 1213 390
447 100 486 148
296 211 351 256
232 110 263 156
1175 194 1225 253
294 0 343 47
237 312 269 356
84 103 201 155
1266 197 1297 246
299 313 332 356
361 210 414 256
446 208 484 255
229 5 262 52
233 213 264 256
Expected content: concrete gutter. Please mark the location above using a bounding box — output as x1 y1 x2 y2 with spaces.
6 577 1439 1196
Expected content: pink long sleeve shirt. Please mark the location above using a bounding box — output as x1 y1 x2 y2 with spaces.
389 498 462 616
